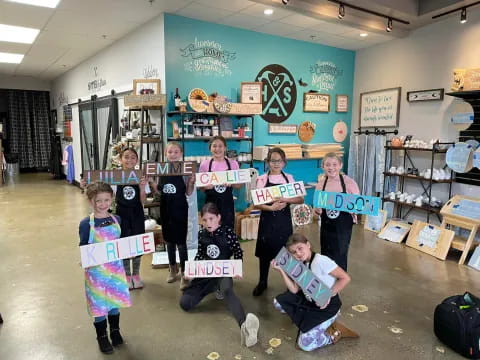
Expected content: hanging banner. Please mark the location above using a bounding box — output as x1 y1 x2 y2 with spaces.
195 169 252 187
85 170 143 185
251 181 306 205
313 190 381 215
80 233 155 268
144 161 197 176
275 247 332 306
184 259 242 278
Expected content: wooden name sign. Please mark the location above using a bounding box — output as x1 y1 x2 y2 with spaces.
195 169 252 187
85 170 143 185
124 94 166 107
463 68 480 90
80 232 155 268
185 259 242 278
144 161 197 176
313 190 380 216
275 247 332 306
251 181 306 205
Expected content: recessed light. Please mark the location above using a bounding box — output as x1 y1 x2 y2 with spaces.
264 8 274 15
5 0 61 8
0 52 24 64
0 24 40 44
360 33 368 37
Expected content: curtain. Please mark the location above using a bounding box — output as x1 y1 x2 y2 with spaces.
7 90 51 169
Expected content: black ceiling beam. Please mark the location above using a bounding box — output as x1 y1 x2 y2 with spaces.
432 0 480 19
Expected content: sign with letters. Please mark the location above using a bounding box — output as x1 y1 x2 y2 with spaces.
195 169 252 187
251 181 306 205
185 259 242 278
359 87 401 128
275 247 332 306
80 233 155 268
313 190 381 216
85 170 143 185
144 161 197 176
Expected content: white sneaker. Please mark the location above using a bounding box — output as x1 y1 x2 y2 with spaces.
241 313 259 347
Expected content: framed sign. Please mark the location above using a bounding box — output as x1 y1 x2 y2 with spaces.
359 87 401 128
268 124 298 134
240 82 262 104
303 93 330 112
336 94 348 112
405 220 454 260
377 220 411 243
133 79 161 95
407 88 444 102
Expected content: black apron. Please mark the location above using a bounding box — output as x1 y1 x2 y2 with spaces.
255 172 293 260
183 226 232 293
205 158 235 229
159 175 188 244
275 252 341 333
115 184 145 237
319 175 353 271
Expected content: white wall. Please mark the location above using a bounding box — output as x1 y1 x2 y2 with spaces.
353 8 480 206
51 14 166 182
0 75 50 91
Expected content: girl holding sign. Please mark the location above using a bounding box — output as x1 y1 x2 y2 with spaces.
199 136 241 229
253 147 304 296
271 233 356 351
150 142 195 288
78 182 131 354
180 203 260 347
314 153 360 271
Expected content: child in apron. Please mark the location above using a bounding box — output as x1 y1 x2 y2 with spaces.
199 136 242 229
150 142 195 288
79 182 132 354
271 233 357 351
314 153 360 271
179 202 260 347
253 147 304 296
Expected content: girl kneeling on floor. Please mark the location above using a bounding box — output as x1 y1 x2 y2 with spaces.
271 233 357 352
179 202 260 347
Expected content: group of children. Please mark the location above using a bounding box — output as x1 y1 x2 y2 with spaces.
79 136 360 354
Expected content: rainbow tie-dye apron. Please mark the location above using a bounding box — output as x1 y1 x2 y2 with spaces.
84 214 132 317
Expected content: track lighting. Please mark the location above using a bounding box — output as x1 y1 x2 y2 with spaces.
386 17 393 32
338 3 345 19
282 0 289 4
460 8 467 23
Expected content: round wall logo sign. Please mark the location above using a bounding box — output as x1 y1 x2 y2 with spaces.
255 64 296 123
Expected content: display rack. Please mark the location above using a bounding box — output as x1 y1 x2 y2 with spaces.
382 140 454 222
0 134 3 186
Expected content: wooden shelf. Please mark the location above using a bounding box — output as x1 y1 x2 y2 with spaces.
167 111 254 117
144 201 160 208
385 146 448 153
383 172 453 183
382 198 441 214
168 136 252 141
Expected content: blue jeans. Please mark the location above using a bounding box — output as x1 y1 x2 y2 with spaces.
94 308 119 323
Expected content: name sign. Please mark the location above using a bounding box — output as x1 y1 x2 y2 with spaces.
80 232 154 268
185 260 242 278
313 190 380 216
275 247 332 306
195 169 252 187
144 161 197 176
85 170 143 185
251 181 307 205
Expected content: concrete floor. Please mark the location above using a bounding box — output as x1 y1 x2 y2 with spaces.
0 173 479 360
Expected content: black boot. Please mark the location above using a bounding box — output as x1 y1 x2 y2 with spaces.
108 314 124 346
94 320 114 354
252 282 267 296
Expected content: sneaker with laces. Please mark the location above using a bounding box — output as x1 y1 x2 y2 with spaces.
132 275 144 289
126 276 134 290
240 313 260 347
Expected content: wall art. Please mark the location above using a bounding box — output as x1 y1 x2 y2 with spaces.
359 87 401 128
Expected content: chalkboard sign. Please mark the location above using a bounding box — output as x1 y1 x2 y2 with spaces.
359 87 401 128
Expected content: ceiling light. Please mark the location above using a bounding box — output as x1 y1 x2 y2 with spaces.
360 33 368 37
338 3 345 19
386 17 393 32
282 0 289 4
6 0 60 8
0 52 24 64
0 24 40 44
460 7 467 23
264 8 274 15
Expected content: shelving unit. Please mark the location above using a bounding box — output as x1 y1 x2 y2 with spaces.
127 106 164 163
382 141 454 222
0 135 3 186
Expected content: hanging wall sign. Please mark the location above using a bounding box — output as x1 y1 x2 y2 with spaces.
87 66 107 93
85 170 143 185
275 247 332 306
313 190 381 216
251 181 306 205
268 124 298 134
184 260 242 278
446 142 474 173
309 61 343 91
298 121 316 142
333 120 348 142
359 87 401 128
406 88 444 102
463 68 480 90
144 162 197 176
255 64 297 123
336 94 348 112
195 169 253 187
80 233 154 268
303 93 330 112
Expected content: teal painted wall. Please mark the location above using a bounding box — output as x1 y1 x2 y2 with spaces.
164 14 355 209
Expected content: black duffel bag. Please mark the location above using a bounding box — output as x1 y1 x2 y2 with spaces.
434 292 480 359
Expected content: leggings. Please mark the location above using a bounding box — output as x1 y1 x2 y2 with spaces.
180 278 246 326
257 256 271 285
166 242 188 272
94 308 119 323
123 256 141 276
